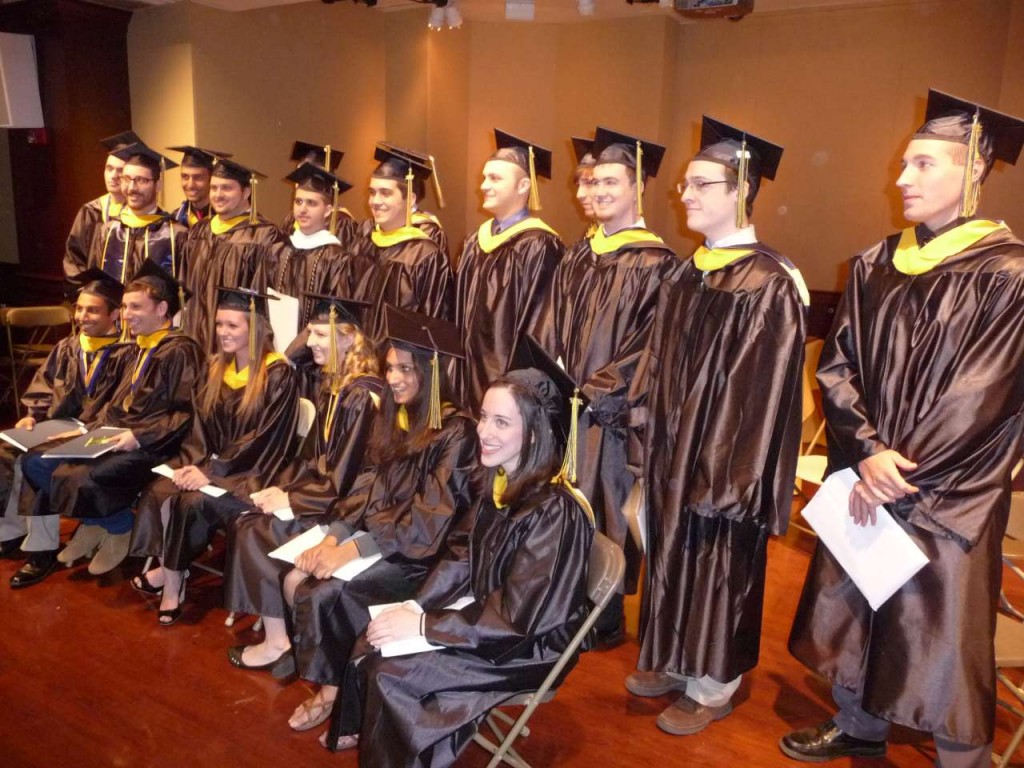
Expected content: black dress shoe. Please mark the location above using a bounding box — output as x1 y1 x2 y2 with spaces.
779 720 886 762
10 550 58 589
0 535 26 559
227 645 296 679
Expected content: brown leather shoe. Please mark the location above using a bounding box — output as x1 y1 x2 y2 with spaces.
656 694 733 735
625 670 687 698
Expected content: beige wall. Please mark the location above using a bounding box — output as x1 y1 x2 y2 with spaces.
129 0 1024 288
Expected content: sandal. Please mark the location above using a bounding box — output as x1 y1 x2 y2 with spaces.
157 570 189 627
320 731 359 751
289 691 335 732
131 570 164 595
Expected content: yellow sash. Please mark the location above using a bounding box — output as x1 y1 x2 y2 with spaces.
590 226 665 256
210 213 250 236
223 352 286 390
120 210 164 229
692 246 755 272
371 226 430 248
892 219 1006 275
397 404 410 432
477 217 558 254
493 468 508 509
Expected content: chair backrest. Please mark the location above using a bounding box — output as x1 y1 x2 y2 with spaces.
1007 493 1024 542
587 531 626 611
296 397 316 439
5 305 72 328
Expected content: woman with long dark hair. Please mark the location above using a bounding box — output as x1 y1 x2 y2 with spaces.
129 288 298 625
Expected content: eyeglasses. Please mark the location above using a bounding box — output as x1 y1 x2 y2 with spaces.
122 175 155 187
676 180 729 195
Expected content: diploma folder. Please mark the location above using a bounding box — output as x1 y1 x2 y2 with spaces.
801 467 929 610
268 526 382 581
0 419 85 452
39 426 129 459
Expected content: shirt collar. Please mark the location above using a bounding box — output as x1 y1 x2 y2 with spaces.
707 225 757 249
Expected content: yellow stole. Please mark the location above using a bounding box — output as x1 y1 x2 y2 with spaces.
101 194 125 223
79 333 118 388
210 213 250 236
412 211 441 227
477 217 558 254
493 468 508 509
371 226 430 248
692 245 755 272
590 226 665 256
120 210 164 229
892 219 1006 275
130 327 170 383
222 352 286 390
397 405 410 432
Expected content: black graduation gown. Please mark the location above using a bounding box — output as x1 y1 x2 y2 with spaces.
179 216 288 352
273 241 368 330
40 331 206 520
291 408 478 685
539 231 682 590
455 220 563 413
64 194 124 279
355 232 453 340
789 224 1024 745
223 374 382 618
130 357 298 571
632 246 805 683
331 483 594 768
91 211 189 284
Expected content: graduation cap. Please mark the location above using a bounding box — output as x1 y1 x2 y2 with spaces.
127 258 191 318
571 136 596 169
507 333 589 484
592 127 667 217
287 162 354 234
168 145 231 170
70 268 125 308
913 89 1024 217
304 293 372 381
695 116 785 228
217 286 278 363
492 129 552 212
383 304 464 430
112 143 179 176
378 142 446 209
212 157 266 224
291 140 343 173
100 130 142 153
373 144 436 228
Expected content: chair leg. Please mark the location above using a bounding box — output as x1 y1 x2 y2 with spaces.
1000 590 1024 621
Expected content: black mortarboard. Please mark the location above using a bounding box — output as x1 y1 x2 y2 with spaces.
571 136 596 168
304 293 370 327
915 89 1024 167
507 333 590 412
112 143 179 174
378 143 446 208
70 268 125 307
592 126 666 179
286 162 353 197
492 129 553 179
100 131 142 153
696 117 784 182
291 141 343 172
211 157 265 185
383 305 464 360
216 286 277 318
127 259 191 317
373 145 434 183
168 145 231 169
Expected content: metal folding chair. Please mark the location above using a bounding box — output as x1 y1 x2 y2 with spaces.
2 305 72 411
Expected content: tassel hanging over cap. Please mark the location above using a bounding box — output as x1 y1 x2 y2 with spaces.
247 295 257 371
960 110 982 218
557 388 583 484
428 154 446 209
249 174 258 225
329 180 340 235
735 138 750 229
405 166 415 228
635 140 645 218
527 146 541 212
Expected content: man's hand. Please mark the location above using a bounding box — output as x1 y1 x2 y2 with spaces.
251 487 289 514
366 605 422 647
849 449 919 526
171 465 211 490
14 416 36 430
108 430 140 453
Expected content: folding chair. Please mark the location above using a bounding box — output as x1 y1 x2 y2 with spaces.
3 305 73 410
1000 491 1024 620
472 532 626 768
794 339 828 499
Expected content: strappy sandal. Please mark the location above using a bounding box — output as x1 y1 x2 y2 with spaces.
130 570 163 595
289 692 335 732
157 571 189 626
320 732 359 751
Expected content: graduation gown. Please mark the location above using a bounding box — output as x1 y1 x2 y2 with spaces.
291 408 478 685
171 200 211 229
179 215 288 352
274 239 368 330
539 227 682 590
41 330 205 520
789 222 1024 745
130 355 298 571
633 245 805 683
91 210 189 283
456 218 563 412
64 194 125 279
224 374 382 618
356 228 453 340
330 482 593 768
283 210 362 255
358 211 449 262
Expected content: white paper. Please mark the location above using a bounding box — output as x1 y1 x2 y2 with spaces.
801 467 929 610
150 464 228 498
369 596 476 657
267 526 382 581
267 288 300 353
271 506 295 521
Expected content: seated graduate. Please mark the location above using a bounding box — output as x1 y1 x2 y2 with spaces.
1 270 127 565
326 340 595 765
223 294 382 674
129 287 298 625
281 305 477 735
15 261 205 588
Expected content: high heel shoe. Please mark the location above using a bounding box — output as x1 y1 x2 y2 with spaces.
157 570 189 626
130 570 163 595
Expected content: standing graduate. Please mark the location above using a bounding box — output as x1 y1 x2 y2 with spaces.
167 145 230 228
571 135 599 239
356 146 453 338
325 350 594 765
455 129 563 413
15 261 205 586
91 144 188 283
626 118 807 736
0 270 126 563
281 307 476 737
223 295 381 674
130 287 298 625
179 157 288 353
282 141 361 251
782 92 1024 768
540 127 682 639
64 130 139 279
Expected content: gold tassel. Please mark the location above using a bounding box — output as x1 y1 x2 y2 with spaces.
960 110 982 218
324 144 331 172
527 146 541 212
428 154 445 209
405 166 414 228
248 296 257 373
635 140 644 219
249 174 258 225
159 158 166 210
428 351 442 430
735 138 750 229
558 388 583 484
329 181 339 234
325 304 338 380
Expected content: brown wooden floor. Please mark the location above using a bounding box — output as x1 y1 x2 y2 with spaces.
1 524 1022 768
